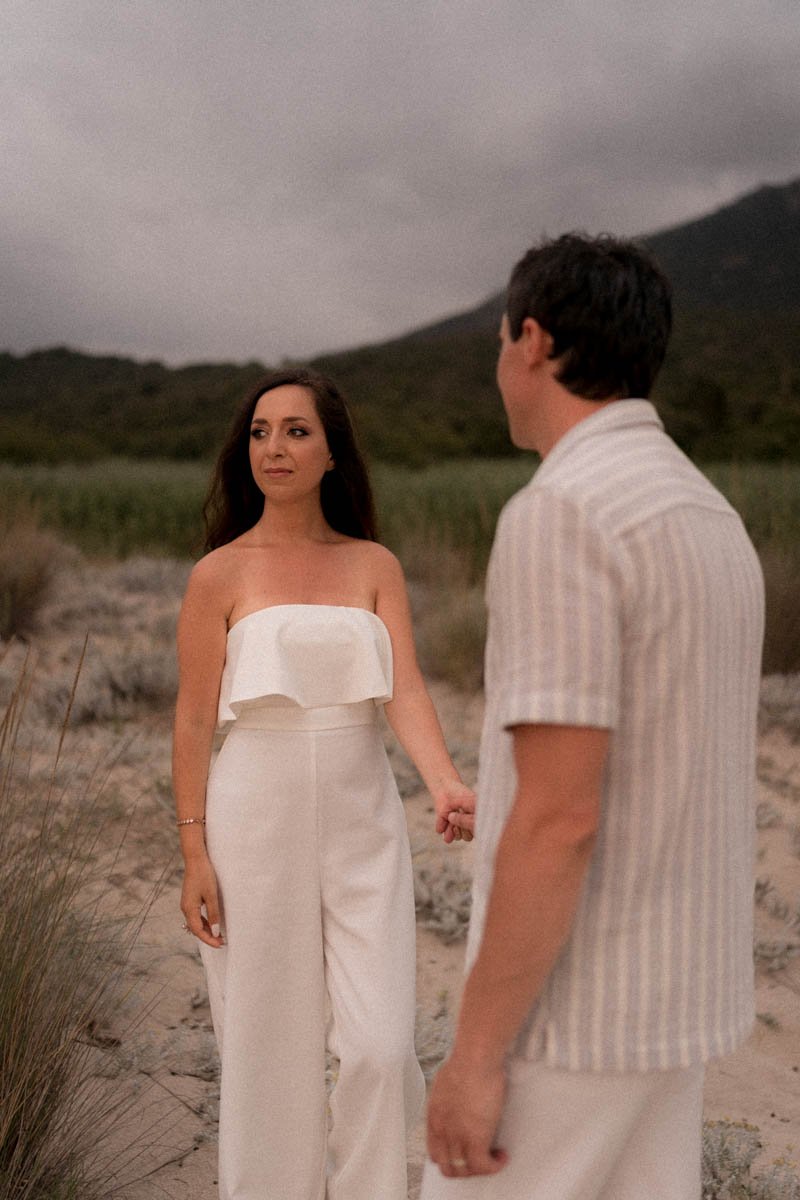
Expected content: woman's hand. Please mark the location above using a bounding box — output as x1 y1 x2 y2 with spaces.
181 854 225 948
432 778 476 843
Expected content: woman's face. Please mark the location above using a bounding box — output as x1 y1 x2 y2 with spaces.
248 384 333 500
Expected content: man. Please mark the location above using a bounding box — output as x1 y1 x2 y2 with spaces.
422 234 764 1200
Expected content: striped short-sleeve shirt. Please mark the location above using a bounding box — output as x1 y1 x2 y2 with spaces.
467 400 764 1072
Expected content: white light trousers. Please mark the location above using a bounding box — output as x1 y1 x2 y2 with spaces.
421 1056 704 1200
200 703 425 1200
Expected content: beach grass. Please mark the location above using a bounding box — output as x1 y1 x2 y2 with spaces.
0 656 153 1199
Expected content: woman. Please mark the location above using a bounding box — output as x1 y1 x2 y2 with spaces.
173 367 474 1200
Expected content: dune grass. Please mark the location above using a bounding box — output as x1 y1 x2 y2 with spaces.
0 654 153 1199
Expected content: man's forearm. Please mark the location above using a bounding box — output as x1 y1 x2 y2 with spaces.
425 724 608 1176
452 804 596 1068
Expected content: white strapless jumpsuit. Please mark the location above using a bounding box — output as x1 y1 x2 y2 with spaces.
199 604 425 1200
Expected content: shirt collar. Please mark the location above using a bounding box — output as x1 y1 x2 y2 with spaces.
533 399 663 486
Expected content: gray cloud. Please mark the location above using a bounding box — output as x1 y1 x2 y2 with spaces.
2 0 798 364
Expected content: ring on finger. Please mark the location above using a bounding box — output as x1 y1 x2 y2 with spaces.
450 1158 468 1168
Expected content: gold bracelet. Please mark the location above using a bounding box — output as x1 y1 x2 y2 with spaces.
176 817 206 827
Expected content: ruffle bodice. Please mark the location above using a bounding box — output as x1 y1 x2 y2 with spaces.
217 604 393 729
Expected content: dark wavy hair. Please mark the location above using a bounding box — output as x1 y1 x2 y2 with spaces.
506 233 672 400
202 368 378 551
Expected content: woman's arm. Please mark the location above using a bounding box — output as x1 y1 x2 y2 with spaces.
173 554 230 947
374 547 475 842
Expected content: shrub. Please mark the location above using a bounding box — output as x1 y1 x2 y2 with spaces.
413 854 472 944
760 544 800 675
108 555 191 597
759 675 800 740
0 503 65 641
702 1121 800 1199
38 642 178 726
413 582 486 691
401 535 486 690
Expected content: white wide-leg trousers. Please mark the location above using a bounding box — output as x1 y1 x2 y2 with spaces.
199 703 425 1200
421 1057 704 1200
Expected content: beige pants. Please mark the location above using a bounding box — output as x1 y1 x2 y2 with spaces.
200 703 425 1200
421 1057 704 1200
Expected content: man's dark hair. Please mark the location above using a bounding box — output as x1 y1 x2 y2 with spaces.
506 233 672 400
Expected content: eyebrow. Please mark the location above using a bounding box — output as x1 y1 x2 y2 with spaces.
250 416 312 426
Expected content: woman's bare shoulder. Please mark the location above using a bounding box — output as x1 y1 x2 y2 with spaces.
343 541 409 603
341 538 404 581
184 544 244 610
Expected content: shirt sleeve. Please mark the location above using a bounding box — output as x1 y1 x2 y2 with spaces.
488 486 622 731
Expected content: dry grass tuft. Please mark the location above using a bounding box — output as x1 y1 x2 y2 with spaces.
0 657 156 1199
0 502 67 642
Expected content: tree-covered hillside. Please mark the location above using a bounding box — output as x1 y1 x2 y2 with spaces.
0 350 265 463
1 178 798 464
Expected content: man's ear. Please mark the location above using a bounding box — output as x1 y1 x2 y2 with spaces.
520 317 554 368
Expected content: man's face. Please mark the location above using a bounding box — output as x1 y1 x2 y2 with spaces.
496 314 532 448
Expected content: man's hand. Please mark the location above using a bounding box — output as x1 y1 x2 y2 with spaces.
432 778 476 843
426 1050 509 1178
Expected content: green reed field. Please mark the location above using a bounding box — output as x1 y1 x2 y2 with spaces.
0 457 533 567
2 456 799 676
2 457 799 566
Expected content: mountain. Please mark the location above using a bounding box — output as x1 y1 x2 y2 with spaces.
395 177 800 340
311 176 800 461
1 178 798 465
646 178 800 311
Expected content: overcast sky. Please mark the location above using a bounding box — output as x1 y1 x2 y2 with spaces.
2 0 798 365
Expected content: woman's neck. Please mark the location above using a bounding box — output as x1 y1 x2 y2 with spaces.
249 497 334 546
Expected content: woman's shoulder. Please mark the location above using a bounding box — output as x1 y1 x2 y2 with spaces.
184 543 245 609
340 538 403 578
190 541 242 581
